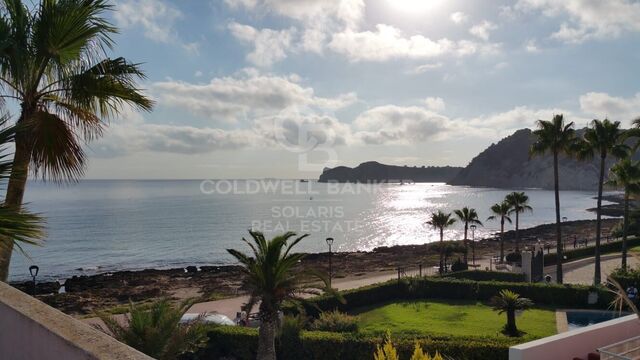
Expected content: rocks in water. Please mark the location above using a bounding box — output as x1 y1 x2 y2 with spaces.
11 280 61 295
185 266 198 273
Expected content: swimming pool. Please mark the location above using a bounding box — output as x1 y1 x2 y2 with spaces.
565 310 630 331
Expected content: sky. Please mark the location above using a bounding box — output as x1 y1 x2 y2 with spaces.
77 0 640 179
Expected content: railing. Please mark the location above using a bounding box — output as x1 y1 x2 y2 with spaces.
599 335 640 359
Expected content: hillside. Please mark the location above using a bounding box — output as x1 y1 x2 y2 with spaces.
448 128 618 190
318 161 462 183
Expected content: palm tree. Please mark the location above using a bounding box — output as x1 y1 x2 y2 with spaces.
487 201 512 263
227 231 330 360
426 210 456 274
530 114 577 283
490 289 533 337
0 0 153 281
0 114 45 263
505 192 532 253
454 207 483 264
99 299 207 360
576 119 631 285
606 158 640 269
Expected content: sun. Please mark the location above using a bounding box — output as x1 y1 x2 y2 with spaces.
388 0 444 13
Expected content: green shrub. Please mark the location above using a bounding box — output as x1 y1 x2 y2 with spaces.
544 236 640 266
279 314 307 360
442 270 525 283
311 310 359 333
610 266 640 289
197 326 258 360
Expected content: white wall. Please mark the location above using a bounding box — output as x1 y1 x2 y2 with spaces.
510 315 640 360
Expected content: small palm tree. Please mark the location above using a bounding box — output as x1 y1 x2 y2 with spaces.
0 0 153 281
606 158 640 269
487 201 512 263
576 119 631 284
531 114 577 284
227 231 330 360
490 290 533 337
426 211 456 274
99 299 208 360
505 192 532 253
454 207 483 264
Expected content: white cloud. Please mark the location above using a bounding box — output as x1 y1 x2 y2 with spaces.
450 12 469 25
228 22 295 67
424 97 446 112
151 70 357 124
524 39 540 53
469 21 497 41
579 92 640 123
114 0 198 53
512 0 640 43
410 62 444 74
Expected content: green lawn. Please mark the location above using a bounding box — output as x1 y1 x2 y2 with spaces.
354 300 557 339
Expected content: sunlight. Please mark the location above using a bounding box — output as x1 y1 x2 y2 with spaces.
387 0 444 13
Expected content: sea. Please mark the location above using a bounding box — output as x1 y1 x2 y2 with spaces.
8 180 617 281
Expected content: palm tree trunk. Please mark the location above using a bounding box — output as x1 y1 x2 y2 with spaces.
553 151 563 284
257 317 277 360
439 228 444 274
500 218 505 263
594 153 606 285
515 212 520 253
463 223 468 264
622 190 630 269
0 125 31 282
507 310 517 336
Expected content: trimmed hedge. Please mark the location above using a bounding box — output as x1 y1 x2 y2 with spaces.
295 277 613 317
544 236 640 266
200 326 518 360
442 270 525 283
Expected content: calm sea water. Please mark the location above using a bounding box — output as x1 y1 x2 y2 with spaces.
9 180 615 281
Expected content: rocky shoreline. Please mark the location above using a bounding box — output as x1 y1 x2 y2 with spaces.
10 218 621 316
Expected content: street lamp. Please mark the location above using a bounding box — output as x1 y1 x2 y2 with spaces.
470 225 477 266
326 237 334 288
29 265 39 295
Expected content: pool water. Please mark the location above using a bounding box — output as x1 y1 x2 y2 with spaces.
566 311 630 331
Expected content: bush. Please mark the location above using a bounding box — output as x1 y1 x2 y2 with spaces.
505 252 521 263
610 266 640 289
442 270 525 283
450 258 468 272
544 236 640 266
311 310 359 333
202 326 516 360
279 314 307 360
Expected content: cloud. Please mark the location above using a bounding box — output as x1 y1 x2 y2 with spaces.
228 22 295 67
424 97 446 112
114 0 198 53
328 25 500 62
469 21 497 41
410 62 444 74
524 39 540 52
511 0 640 43
450 12 469 25
151 70 357 125
579 92 640 123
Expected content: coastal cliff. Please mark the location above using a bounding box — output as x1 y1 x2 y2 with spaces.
448 128 618 190
318 161 462 183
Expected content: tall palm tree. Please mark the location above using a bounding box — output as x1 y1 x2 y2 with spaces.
227 231 330 360
454 207 482 264
99 299 207 360
487 201 512 263
426 210 456 274
490 289 533 337
606 158 640 269
505 192 532 253
0 0 153 281
530 114 577 283
576 119 631 284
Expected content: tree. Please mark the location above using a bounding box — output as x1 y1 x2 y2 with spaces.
373 331 399 360
530 114 576 283
426 210 456 274
454 207 483 264
227 231 330 360
0 0 153 281
505 192 532 253
487 201 512 263
576 119 631 285
99 299 207 360
606 158 640 269
490 289 533 337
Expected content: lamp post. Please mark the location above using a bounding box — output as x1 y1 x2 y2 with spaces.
562 217 568 249
326 237 334 288
470 225 477 266
29 265 39 295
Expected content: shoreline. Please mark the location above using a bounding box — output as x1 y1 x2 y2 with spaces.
11 218 621 316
